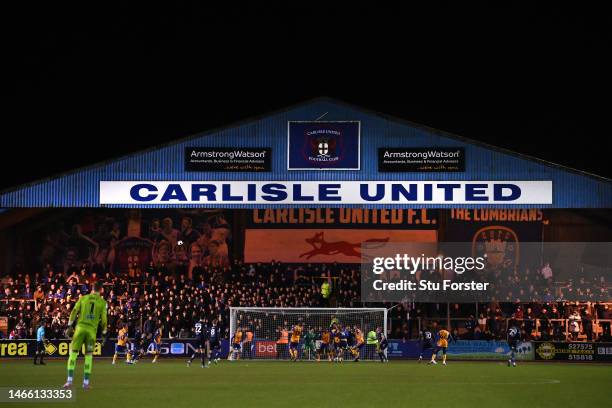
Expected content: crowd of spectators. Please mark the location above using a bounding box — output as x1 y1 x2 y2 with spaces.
0 209 610 342
1 259 611 343
385 299 612 342
0 259 364 340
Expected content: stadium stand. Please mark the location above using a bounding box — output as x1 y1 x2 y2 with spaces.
1 210 611 343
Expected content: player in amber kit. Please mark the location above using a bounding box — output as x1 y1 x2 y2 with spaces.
429 328 451 366
350 326 365 362
63 281 108 390
112 323 130 364
151 322 163 363
331 324 341 362
289 323 303 362
230 327 243 360
317 329 331 362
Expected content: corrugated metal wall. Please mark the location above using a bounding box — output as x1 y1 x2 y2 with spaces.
0 99 610 208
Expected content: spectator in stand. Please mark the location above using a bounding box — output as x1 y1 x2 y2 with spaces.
161 218 180 248
204 240 229 268
514 305 524 320
153 240 173 271
582 309 593 341
210 216 230 259
187 243 205 280
110 221 122 242
477 313 487 333
143 315 155 337
541 262 553 283
179 217 200 247
568 310 581 341
487 308 498 338
22 284 32 299
92 221 112 249
147 218 163 243
539 308 551 340
2 287 12 300
473 325 482 340
524 308 534 340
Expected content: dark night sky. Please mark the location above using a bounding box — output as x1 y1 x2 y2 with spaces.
4 3 611 190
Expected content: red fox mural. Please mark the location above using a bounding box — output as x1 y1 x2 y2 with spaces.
299 232 389 259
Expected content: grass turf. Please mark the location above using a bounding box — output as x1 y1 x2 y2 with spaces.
1 359 611 408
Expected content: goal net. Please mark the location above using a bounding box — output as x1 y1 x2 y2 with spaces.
229 307 387 361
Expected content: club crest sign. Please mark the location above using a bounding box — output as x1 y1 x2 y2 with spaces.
288 121 360 170
314 136 335 159
472 225 520 270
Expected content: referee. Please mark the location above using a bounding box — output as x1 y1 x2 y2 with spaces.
34 319 47 365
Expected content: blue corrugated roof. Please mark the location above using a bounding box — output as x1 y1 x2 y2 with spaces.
1 98 610 208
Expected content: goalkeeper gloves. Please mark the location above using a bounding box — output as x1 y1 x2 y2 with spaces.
100 331 108 347
65 326 75 339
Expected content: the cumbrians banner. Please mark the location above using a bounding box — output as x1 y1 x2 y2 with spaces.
443 209 544 269
244 208 438 263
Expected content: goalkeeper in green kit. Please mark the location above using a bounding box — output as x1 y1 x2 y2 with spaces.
63 281 108 390
303 328 316 360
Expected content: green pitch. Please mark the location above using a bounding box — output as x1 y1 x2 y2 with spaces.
2 359 611 408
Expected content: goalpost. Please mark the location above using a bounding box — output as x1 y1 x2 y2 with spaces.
229 307 387 361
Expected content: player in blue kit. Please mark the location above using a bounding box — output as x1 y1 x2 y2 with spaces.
208 319 221 364
507 325 521 367
128 328 145 364
187 318 210 368
336 326 350 362
419 327 435 362
376 327 388 363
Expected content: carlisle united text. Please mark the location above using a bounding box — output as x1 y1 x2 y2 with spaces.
126 182 522 203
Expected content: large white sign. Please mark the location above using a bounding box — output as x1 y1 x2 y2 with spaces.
99 181 552 205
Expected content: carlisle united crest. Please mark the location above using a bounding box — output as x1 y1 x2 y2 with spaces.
471 225 520 270
288 121 360 170
309 134 339 164
314 136 333 157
